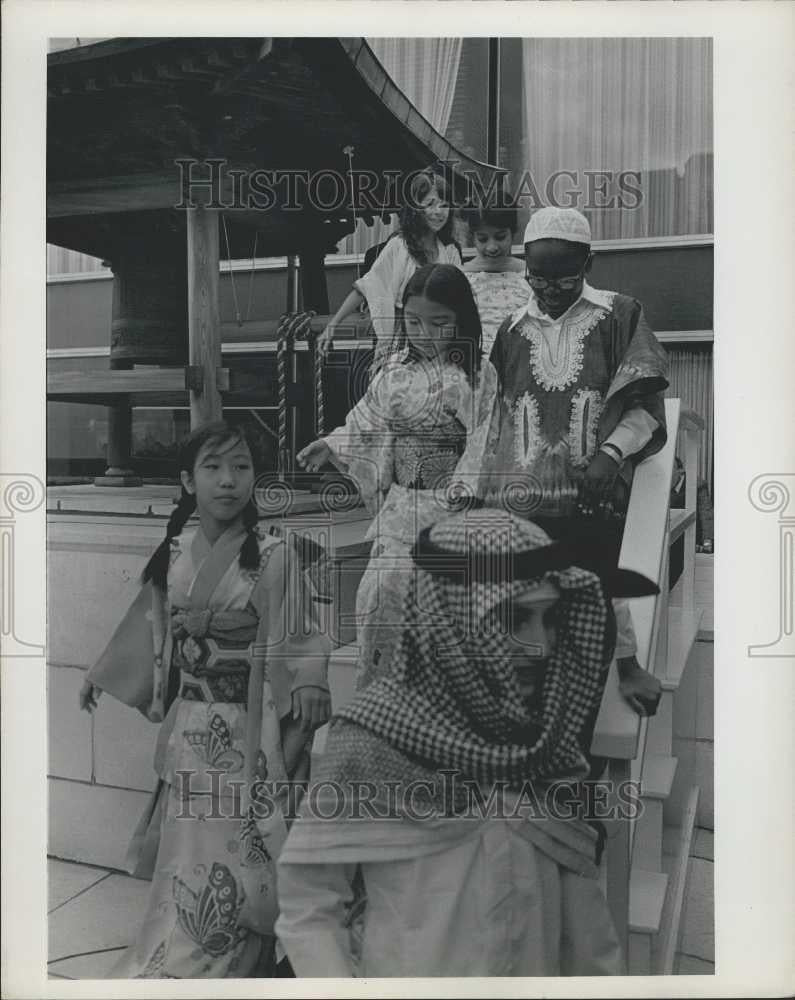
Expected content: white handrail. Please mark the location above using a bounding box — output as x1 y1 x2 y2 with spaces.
592 399 680 759
596 397 703 963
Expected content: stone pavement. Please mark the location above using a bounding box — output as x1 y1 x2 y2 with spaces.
47 827 714 978
48 556 715 979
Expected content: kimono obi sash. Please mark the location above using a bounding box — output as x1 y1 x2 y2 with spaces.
171 606 259 706
393 425 467 491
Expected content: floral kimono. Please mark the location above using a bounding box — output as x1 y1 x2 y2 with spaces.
322 349 495 689
90 522 330 979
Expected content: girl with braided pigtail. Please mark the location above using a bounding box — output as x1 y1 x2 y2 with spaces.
80 421 331 978
141 487 262 593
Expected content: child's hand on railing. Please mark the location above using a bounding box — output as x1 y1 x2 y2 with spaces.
616 656 662 717
78 678 102 713
292 686 332 733
296 439 332 474
317 324 335 357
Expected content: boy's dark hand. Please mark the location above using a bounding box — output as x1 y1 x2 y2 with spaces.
616 656 662 716
583 451 620 492
78 679 101 713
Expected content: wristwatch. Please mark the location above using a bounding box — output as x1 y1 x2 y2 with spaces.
600 442 624 465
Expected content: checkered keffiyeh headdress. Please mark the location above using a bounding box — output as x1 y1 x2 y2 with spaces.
336 509 622 787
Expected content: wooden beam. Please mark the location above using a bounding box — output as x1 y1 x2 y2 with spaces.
48 369 196 395
187 206 223 427
47 172 182 218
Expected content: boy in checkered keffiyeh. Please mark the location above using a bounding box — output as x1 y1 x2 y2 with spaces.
275 508 658 977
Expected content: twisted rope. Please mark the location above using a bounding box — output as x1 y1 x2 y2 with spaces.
276 311 320 477
314 328 325 437
276 321 289 479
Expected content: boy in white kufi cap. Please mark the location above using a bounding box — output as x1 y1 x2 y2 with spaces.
453 204 668 715
523 206 592 245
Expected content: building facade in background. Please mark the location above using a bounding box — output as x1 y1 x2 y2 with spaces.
47 37 713 487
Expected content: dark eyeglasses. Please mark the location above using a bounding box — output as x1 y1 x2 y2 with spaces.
525 268 585 291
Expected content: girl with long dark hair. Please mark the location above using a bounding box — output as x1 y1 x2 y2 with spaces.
317 170 462 370
80 421 331 978
298 263 496 689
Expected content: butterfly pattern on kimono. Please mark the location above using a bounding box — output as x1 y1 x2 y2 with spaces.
135 941 177 979
239 812 273 869
183 712 245 773
172 862 243 957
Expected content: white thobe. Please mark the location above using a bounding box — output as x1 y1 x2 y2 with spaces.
276 815 623 978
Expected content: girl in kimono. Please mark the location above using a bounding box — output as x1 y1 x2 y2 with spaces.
461 199 531 357
79 421 331 978
297 263 496 690
317 170 463 370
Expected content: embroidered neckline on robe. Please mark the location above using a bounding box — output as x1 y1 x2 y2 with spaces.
519 295 615 392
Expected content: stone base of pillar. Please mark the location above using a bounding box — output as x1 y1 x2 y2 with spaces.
94 469 142 487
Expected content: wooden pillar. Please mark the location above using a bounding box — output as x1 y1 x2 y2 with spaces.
96 397 141 486
94 360 141 487
187 206 222 428
95 403 141 486
286 254 300 314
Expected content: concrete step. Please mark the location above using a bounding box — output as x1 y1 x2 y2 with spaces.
633 755 679 872
641 754 678 800
655 786 700 973
628 867 669 972
661 607 704 691
629 867 669 934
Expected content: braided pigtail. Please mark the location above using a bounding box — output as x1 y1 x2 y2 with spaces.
141 488 197 589
238 499 261 572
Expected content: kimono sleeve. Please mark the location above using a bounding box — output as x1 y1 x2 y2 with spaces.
448 326 508 502
249 538 331 721
322 363 403 512
86 580 172 723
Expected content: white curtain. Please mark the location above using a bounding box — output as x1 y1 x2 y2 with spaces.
520 38 713 240
337 38 463 257
47 245 108 277
665 344 714 488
